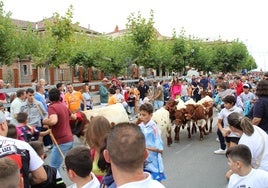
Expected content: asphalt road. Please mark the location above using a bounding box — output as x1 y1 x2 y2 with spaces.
44 113 229 188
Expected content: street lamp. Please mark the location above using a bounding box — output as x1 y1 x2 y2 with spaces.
183 56 187 76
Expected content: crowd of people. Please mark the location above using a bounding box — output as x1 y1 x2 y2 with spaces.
0 70 268 187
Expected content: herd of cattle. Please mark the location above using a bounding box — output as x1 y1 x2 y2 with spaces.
72 95 215 147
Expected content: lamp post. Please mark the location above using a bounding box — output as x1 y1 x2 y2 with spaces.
183 56 187 76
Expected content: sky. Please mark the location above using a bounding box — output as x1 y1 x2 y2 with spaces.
2 0 268 71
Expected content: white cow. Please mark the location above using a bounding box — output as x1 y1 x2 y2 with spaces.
83 103 129 125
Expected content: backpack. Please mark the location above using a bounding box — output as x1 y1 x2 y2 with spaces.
0 142 30 188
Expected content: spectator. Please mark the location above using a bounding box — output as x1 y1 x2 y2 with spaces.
108 88 117 105
214 82 235 111
0 111 47 187
237 83 256 116
81 84 93 110
39 78 49 102
214 95 243 155
227 112 268 171
86 116 112 182
233 76 243 96
6 123 18 139
138 103 166 181
170 76 181 100
180 79 189 102
226 145 268 188
127 91 136 121
152 80 164 110
15 112 43 142
0 157 24 188
115 87 128 111
199 75 209 90
137 78 150 104
0 79 7 104
35 84 48 111
29 141 67 188
10 89 26 125
21 88 48 129
42 88 74 171
104 122 165 187
99 78 109 107
251 79 268 133
65 146 100 188
56 82 66 104
65 83 86 112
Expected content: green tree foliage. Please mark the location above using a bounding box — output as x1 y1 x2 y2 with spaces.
126 10 157 67
0 1 16 65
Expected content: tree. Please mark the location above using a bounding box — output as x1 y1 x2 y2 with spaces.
126 10 157 67
0 1 16 65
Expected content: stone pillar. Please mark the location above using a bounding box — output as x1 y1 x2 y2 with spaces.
87 67 92 82
49 67 55 85
78 66 83 82
32 68 37 81
0 68 2 80
13 68 19 87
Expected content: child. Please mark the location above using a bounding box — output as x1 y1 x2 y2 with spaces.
226 144 268 188
127 91 136 121
16 112 40 142
107 88 117 105
6 124 18 139
29 141 66 188
65 146 100 188
214 95 243 154
138 103 166 182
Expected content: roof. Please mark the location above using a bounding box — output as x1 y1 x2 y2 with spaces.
11 17 100 35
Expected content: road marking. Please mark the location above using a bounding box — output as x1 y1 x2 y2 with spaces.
175 143 192 154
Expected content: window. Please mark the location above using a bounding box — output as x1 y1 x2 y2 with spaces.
23 64 28 75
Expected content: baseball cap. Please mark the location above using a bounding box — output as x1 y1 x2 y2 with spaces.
243 83 249 88
0 111 6 123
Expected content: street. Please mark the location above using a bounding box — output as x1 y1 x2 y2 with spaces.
45 113 229 188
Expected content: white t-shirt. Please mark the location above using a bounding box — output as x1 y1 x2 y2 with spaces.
218 106 243 137
239 126 268 171
71 172 100 188
118 172 165 188
0 136 44 171
228 168 268 188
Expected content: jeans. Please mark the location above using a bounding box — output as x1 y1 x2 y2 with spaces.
153 100 164 110
217 127 226 150
129 106 135 118
50 141 73 171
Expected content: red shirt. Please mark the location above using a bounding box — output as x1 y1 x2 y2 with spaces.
48 101 73 144
0 93 6 100
235 82 243 96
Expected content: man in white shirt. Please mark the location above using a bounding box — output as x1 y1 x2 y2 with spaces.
10 89 26 125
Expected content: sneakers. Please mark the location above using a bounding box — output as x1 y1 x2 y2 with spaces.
214 148 226 155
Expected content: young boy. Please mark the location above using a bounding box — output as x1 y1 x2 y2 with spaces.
226 144 268 188
65 146 100 188
214 95 243 154
29 141 66 188
16 112 40 142
138 103 166 181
